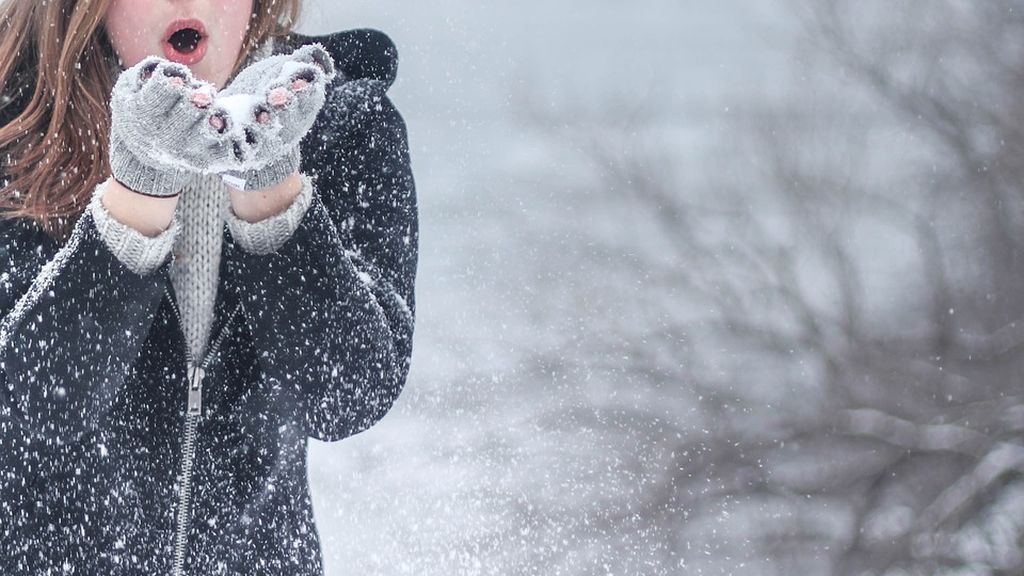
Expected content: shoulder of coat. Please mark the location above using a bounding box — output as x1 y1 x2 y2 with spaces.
280 28 399 91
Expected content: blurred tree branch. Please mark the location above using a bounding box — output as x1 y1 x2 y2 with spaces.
509 0 1024 573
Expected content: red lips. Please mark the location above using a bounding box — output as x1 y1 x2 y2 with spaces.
162 18 208 66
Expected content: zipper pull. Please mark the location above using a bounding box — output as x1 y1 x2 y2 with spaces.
187 363 206 416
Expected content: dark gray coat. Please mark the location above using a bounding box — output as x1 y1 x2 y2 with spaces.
0 28 418 575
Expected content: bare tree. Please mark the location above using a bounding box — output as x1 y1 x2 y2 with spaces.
503 1 1024 574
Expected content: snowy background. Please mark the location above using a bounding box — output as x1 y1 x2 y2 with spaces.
298 1 1024 574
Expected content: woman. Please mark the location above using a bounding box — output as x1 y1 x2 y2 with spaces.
0 1 418 574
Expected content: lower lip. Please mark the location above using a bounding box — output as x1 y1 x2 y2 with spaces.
163 36 208 66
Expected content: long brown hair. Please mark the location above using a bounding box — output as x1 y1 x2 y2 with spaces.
0 0 303 242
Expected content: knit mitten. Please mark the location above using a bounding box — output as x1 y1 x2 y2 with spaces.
109 58 227 197
211 44 337 191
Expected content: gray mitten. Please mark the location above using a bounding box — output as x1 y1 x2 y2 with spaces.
211 44 336 191
108 57 227 197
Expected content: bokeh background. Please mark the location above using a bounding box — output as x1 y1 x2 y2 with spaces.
299 1 1024 574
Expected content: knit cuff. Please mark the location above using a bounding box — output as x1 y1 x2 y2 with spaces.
89 178 180 276
109 134 193 198
222 173 315 255
222 147 302 192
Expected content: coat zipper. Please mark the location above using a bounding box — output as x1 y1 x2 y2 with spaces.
164 285 242 576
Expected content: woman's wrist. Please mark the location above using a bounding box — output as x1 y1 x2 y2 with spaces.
100 177 180 237
227 171 304 223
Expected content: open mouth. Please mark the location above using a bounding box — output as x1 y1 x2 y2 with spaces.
170 28 202 53
163 19 208 65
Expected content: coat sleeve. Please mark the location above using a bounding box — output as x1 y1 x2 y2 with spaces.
225 32 419 442
0 193 171 443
